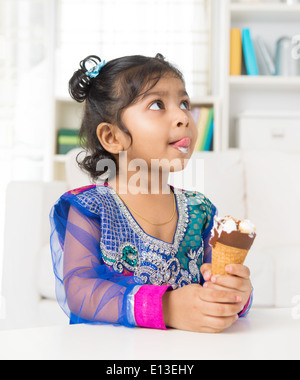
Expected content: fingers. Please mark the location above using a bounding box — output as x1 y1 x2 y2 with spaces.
195 287 242 333
200 263 212 274
201 264 250 284
208 275 249 292
199 288 242 332
202 298 244 317
200 263 212 282
204 265 250 292
225 264 251 279
200 286 242 304
202 314 239 333
170 284 242 333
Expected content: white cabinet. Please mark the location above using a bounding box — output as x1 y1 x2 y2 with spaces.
237 112 300 151
214 0 300 149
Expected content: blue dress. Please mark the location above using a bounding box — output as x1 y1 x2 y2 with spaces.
49 183 218 327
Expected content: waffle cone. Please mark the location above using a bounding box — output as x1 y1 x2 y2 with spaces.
211 242 249 275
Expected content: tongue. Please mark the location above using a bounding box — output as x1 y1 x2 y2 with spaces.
172 138 190 148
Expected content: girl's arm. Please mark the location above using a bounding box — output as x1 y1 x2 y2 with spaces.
51 203 169 328
63 205 135 325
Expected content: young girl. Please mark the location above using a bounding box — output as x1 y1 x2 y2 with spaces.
50 54 253 333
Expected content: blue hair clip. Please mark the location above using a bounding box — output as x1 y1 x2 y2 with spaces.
85 60 106 79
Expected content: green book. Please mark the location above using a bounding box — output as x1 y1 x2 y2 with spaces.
58 128 81 154
200 108 214 151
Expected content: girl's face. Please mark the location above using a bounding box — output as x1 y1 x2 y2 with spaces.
120 75 198 172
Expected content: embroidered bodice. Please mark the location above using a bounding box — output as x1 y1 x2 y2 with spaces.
72 184 215 289
50 184 217 327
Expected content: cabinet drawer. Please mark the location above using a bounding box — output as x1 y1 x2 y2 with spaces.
237 113 300 151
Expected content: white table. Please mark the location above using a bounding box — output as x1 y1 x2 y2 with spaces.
0 308 299 360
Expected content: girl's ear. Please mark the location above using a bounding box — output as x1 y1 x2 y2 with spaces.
96 123 126 154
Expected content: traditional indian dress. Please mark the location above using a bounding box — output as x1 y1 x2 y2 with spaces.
49 182 252 329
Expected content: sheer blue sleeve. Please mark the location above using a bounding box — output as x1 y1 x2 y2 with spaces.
49 191 143 327
202 200 218 265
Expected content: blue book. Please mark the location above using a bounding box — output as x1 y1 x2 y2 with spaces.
204 119 214 151
242 28 259 76
200 108 214 151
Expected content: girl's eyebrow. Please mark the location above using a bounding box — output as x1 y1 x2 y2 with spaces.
141 89 189 100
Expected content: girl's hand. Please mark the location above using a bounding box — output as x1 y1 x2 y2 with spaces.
162 283 244 334
201 263 252 309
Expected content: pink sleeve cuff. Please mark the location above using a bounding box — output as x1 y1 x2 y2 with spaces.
238 288 253 318
134 285 171 330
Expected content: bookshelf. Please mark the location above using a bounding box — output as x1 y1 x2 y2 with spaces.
230 3 300 22
52 97 83 180
191 96 221 152
229 76 300 89
214 0 300 149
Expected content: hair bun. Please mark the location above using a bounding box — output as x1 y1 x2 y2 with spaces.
69 55 102 103
155 53 165 61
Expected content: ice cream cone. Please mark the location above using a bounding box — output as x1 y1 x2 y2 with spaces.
211 242 249 275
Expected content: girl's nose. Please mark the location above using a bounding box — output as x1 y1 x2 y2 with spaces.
174 109 190 128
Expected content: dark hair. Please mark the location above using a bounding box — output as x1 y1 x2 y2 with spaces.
69 53 184 182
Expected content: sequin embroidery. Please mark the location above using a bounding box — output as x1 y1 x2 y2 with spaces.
76 185 211 289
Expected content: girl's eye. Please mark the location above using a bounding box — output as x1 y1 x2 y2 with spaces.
180 101 190 111
149 101 164 110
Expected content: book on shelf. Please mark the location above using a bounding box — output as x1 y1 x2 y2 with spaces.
192 106 214 152
230 28 242 76
230 28 260 76
255 36 276 76
203 112 214 151
242 28 259 76
58 128 81 154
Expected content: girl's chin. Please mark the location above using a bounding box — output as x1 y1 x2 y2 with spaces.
161 156 191 173
123 148 192 172
170 146 189 155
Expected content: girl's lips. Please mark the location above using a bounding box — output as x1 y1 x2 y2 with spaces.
170 137 191 153
170 137 191 149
